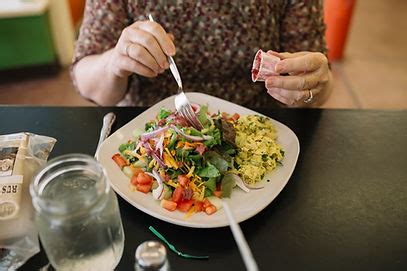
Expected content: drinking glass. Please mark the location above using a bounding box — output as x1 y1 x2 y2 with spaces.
30 154 124 271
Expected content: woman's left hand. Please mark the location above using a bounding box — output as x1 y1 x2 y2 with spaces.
265 51 331 106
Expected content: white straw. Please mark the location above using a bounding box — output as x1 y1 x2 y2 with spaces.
222 201 259 271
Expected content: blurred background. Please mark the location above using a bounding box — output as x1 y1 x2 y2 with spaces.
0 0 406 108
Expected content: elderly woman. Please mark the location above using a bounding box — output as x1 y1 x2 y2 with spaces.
72 1 332 107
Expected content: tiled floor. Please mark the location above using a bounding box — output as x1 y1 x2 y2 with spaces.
0 0 406 108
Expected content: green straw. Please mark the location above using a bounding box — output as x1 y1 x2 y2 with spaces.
149 226 209 260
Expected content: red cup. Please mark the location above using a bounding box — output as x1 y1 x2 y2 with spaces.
251 49 280 82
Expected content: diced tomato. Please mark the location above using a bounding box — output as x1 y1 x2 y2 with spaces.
112 153 128 169
177 199 194 212
203 198 211 209
172 187 184 203
183 142 195 150
213 190 222 198
136 172 153 185
230 113 240 122
130 168 146 186
194 200 204 212
177 175 190 187
136 183 152 193
205 205 217 215
130 175 138 186
176 141 184 148
130 166 144 177
161 199 177 211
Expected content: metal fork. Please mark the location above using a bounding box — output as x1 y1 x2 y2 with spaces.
223 201 259 271
148 14 202 130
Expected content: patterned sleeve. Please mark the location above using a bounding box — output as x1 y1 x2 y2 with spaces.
279 0 327 55
72 0 130 65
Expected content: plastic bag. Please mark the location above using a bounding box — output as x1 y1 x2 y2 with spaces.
0 133 56 270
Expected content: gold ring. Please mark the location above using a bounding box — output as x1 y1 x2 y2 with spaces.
304 89 314 104
125 44 131 57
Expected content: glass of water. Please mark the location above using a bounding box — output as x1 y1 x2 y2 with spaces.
30 154 125 271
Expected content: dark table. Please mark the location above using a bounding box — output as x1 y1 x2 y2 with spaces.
1 107 406 271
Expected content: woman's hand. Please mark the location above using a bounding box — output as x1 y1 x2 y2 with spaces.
265 51 331 106
108 20 176 78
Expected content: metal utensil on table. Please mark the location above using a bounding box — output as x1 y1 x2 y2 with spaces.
223 201 259 271
95 112 116 157
147 14 202 130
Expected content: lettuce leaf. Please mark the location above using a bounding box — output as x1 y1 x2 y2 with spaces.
158 107 171 120
197 104 210 126
119 141 135 154
205 177 217 192
221 174 236 198
197 162 220 178
204 128 221 148
204 151 228 174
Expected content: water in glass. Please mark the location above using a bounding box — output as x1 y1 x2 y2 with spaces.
30 154 124 271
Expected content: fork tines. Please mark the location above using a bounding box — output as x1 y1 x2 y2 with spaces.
179 104 203 130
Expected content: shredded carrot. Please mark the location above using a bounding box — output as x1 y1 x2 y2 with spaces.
176 141 184 148
184 142 195 149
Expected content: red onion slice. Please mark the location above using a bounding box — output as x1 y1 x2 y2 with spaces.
143 142 166 168
172 126 213 142
156 133 165 157
147 169 165 200
140 126 170 140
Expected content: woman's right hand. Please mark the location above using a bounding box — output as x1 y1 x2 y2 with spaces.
108 20 176 78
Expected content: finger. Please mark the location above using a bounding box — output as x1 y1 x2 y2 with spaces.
266 87 302 105
118 55 157 78
265 71 320 90
126 43 161 73
267 89 293 105
123 28 169 69
168 33 175 41
275 52 327 74
267 86 322 105
267 50 308 59
133 21 176 56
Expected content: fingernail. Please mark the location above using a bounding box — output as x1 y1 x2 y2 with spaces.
275 62 283 73
167 46 176 56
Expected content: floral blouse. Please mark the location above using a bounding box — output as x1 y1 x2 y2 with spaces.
73 0 327 107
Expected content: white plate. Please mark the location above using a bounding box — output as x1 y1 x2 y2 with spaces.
97 93 299 228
